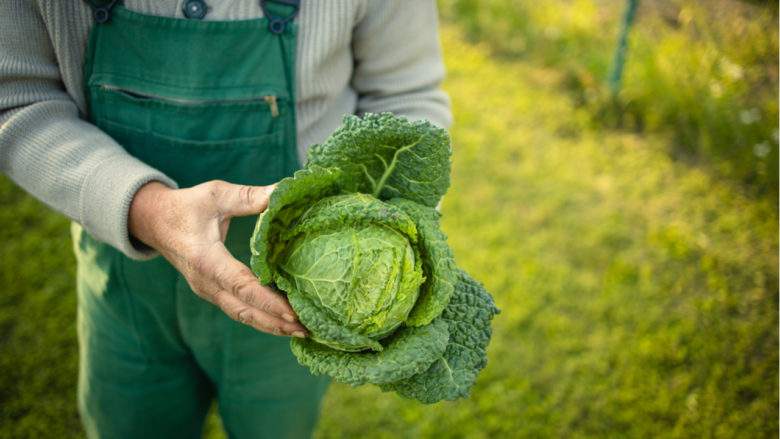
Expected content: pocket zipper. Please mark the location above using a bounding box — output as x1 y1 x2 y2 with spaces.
263 95 279 118
99 84 281 118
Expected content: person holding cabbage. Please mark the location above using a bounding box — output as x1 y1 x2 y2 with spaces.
0 1 451 437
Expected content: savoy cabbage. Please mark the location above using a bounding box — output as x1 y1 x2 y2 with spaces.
250 113 499 404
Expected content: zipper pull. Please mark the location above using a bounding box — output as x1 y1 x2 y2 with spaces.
264 95 279 118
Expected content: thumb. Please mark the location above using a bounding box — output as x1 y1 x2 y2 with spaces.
214 181 276 217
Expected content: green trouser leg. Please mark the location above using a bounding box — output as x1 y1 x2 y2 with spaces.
75 230 214 438
74 226 329 439
76 3 329 438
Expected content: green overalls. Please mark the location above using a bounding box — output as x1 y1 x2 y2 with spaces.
73 1 329 437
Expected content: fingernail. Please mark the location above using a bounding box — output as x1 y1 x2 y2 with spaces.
292 331 306 338
282 313 296 323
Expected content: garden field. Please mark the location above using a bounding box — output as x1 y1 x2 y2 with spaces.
1 11 778 439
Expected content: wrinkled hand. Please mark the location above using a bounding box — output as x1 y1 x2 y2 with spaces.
128 180 307 338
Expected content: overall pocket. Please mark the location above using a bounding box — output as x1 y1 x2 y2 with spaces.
89 83 290 188
91 83 287 142
98 119 285 188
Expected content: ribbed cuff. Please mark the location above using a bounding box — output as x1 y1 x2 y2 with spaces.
78 153 178 260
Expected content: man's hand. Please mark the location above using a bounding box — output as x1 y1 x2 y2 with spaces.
128 180 307 338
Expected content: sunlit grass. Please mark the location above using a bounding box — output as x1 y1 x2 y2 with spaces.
440 0 779 197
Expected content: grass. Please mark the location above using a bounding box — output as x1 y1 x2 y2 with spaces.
0 176 81 438
440 0 779 198
1 23 778 439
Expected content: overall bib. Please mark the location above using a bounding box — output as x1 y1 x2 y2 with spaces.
74 2 329 437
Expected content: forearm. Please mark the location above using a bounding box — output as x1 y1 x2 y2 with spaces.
0 0 177 259
0 103 177 259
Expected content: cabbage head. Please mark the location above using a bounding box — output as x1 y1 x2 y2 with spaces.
250 113 499 404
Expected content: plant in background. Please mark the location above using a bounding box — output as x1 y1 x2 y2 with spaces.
440 0 779 198
250 113 499 404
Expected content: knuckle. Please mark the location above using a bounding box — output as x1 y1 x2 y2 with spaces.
211 290 228 306
237 185 255 207
251 317 275 335
212 265 230 287
260 299 274 313
206 180 226 198
231 278 256 303
236 307 253 325
281 323 298 335
210 179 227 189
252 316 276 334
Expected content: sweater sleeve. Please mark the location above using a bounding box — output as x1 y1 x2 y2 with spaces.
351 0 452 129
0 0 177 260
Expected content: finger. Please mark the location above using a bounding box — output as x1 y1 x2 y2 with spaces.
212 290 307 337
212 180 276 217
204 243 299 322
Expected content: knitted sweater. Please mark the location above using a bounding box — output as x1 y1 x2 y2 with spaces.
0 0 451 259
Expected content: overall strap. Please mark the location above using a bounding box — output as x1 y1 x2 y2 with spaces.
84 0 121 24
260 0 300 34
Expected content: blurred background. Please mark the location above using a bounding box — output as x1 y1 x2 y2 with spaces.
1 0 777 437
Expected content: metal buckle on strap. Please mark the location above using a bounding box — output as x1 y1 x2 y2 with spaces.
259 0 300 34
86 0 120 24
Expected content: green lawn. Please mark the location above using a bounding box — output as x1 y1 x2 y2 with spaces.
1 25 777 438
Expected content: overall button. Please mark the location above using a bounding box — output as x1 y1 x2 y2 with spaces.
183 0 208 19
269 19 285 34
94 8 110 23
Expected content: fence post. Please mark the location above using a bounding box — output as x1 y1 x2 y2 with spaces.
609 0 639 95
